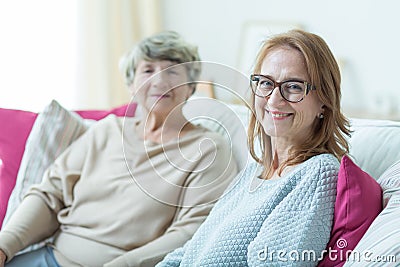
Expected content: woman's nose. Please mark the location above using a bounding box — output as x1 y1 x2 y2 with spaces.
150 71 169 89
267 87 285 106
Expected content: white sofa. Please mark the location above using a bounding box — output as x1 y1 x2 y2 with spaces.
184 97 400 266
2 98 399 265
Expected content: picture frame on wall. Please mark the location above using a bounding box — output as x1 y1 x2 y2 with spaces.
237 21 302 76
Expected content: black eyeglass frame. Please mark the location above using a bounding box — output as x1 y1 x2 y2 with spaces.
250 74 317 103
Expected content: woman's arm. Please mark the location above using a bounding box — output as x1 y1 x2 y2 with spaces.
0 195 59 261
0 127 93 262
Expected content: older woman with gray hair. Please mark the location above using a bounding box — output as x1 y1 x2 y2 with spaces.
0 31 237 267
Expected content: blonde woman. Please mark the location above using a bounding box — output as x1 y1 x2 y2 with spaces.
158 29 351 266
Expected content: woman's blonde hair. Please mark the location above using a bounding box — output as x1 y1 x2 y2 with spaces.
120 31 201 91
248 29 351 179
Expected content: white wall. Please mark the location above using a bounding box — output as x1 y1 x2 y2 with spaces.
0 0 78 112
161 0 400 120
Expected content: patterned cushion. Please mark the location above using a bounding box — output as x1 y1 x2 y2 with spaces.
2 100 89 253
378 160 400 208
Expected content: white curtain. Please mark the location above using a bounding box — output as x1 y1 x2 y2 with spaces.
0 0 80 111
0 0 161 112
76 0 162 109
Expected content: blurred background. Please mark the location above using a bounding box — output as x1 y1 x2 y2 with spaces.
1 0 399 120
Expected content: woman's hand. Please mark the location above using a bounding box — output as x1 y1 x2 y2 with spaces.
0 249 6 267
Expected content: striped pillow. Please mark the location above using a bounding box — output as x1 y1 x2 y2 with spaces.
2 100 90 253
378 160 400 208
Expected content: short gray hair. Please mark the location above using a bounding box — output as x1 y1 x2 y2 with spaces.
120 31 201 89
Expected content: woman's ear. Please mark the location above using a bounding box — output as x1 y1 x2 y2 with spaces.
318 104 326 119
320 104 325 113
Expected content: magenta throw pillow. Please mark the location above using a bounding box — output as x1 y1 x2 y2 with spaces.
0 102 137 228
0 108 38 228
75 103 137 120
318 155 382 266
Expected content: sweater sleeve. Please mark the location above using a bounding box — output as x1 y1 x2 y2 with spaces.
154 242 186 267
247 157 338 266
104 134 238 267
0 126 93 262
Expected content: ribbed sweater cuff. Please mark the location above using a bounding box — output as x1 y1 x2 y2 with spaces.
0 231 24 262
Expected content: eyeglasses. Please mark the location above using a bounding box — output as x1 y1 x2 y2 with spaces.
250 74 316 103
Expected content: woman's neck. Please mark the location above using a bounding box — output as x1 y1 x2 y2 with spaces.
137 111 195 144
270 142 291 167
263 140 294 180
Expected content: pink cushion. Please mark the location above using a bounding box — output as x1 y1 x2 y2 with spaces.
74 103 137 120
318 155 382 266
0 108 38 228
0 103 137 228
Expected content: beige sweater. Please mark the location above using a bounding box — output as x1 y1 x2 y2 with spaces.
0 115 238 266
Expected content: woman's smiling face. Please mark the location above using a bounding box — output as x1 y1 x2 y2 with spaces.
255 47 324 145
131 60 193 117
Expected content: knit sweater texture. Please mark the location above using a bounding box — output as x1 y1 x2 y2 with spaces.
158 153 339 266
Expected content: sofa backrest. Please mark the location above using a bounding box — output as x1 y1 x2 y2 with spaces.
183 98 251 170
348 118 400 179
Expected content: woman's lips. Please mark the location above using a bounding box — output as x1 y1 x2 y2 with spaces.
267 110 293 119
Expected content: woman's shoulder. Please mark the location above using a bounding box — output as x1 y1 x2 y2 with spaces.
300 153 340 187
306 153 340 170
226 161 262 190
83 115 139 143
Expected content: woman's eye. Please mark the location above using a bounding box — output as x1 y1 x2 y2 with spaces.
259 80 273 88
139 67 153 74
167 69 179 75
286 83 304 93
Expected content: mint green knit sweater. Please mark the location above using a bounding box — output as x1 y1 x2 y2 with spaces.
157 154 339 266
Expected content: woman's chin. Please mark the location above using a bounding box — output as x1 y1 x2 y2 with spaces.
262 124 290 138
146 104 176 117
